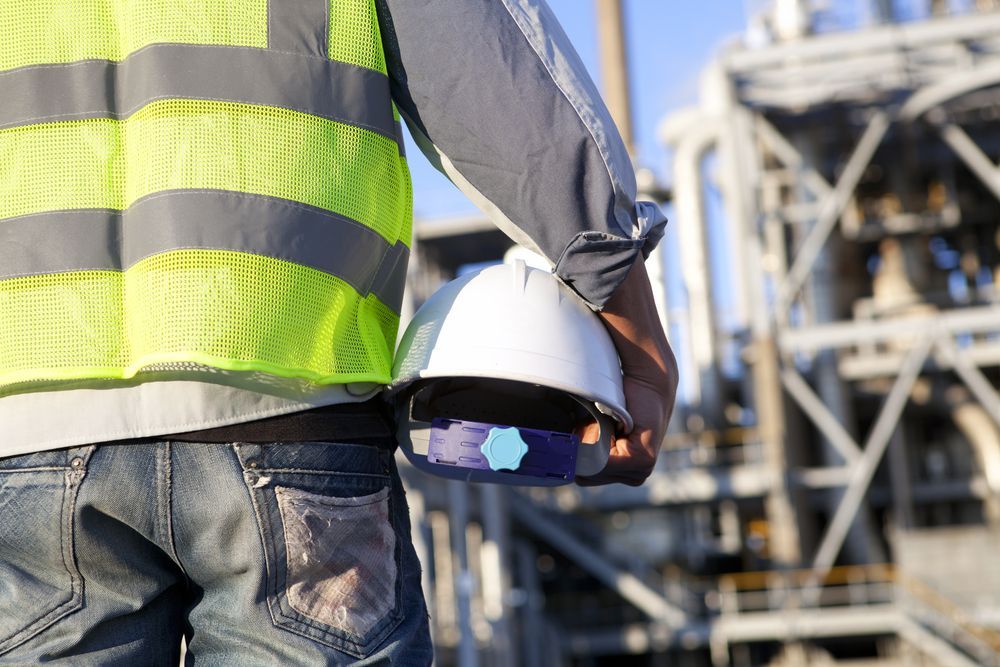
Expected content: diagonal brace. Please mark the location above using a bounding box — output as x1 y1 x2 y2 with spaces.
935 120 1000 202
778 112 891 313
509 493 688 627
756 114 834 200
781 367 862 465
802 335 933 605
936 336 1000 430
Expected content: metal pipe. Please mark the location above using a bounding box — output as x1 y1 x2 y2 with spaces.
887 425 916 530
514 541 546 667
478 485 516 667
946 387 1000 522
404 481 436 631
751 337 804 567
772 0 811 41
936 336 1000 426
447 480 479 666
509 494 688 626
714 73 755 333
673 120 724 418
431 510 458 645
738 113 805 568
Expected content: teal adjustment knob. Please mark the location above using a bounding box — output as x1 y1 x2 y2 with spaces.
481 427 530 471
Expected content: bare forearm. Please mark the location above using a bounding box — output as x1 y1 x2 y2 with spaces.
598 257 676 392
579 256 677 486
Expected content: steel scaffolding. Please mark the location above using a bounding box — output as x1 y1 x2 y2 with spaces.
402 4 1000 665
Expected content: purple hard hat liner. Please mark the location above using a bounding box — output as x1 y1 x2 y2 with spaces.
427 418 580 481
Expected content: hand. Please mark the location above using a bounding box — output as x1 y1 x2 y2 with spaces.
576 256 678 487
577 357 677 487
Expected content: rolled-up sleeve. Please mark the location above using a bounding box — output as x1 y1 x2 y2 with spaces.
375 0 667 309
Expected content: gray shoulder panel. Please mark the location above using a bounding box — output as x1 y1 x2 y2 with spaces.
376 0 663 308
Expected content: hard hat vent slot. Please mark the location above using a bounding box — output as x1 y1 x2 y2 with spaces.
410 377 589 434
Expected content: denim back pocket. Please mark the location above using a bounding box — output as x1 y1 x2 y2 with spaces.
237 441 403 659
0 449 88 656
276 486 397 637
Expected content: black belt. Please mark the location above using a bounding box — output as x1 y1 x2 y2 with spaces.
166 398 396 445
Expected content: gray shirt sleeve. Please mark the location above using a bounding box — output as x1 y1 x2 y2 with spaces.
374 0 667 309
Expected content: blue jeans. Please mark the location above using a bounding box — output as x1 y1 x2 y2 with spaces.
0 439 432 665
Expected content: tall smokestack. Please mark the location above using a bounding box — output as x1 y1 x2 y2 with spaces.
595 0 635 156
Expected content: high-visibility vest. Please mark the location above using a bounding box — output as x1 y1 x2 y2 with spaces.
0 0 412 392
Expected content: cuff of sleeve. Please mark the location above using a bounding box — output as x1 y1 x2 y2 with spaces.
554 201 668 310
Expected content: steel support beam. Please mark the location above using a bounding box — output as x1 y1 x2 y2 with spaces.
780 367 863 465
755 115 833 201
897 616 990 667
779 305 1000 353
900 60 1000 121
778 111 891 312
841 340 1000 379
936 120 1000 201
802 335 933 604
508 494 688 626
724 12 1000 74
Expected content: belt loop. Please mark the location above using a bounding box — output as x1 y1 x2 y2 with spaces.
231 442 263 471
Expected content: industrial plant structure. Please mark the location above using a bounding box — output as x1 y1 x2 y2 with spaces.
400 2 1000 665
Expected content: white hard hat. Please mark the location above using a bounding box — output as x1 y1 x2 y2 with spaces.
388 260 631 486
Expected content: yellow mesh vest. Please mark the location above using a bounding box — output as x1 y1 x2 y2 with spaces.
0 0 412 392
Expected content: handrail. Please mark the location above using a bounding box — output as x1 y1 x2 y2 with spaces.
717 563 894 592
662 427 762 449
895 571 1000 655
711 562 1000 660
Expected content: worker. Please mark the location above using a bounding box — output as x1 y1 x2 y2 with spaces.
0 0 677 664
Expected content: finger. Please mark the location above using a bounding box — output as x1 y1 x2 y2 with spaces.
608 438 657 472
575 432 657 486
575 420 603 444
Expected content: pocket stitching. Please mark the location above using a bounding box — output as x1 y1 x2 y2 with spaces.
276 485 391 508
246 474 404 659
275 486 397 638
0 470 85 655
256 469 389 479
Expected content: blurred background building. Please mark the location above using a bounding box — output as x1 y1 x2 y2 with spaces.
398 1 1000 665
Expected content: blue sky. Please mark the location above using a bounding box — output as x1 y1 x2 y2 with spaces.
396 2 753 404
403 1 750 219
401 0 962 219
397 0 964 403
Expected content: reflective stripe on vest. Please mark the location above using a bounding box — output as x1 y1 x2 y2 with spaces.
0 0 411 390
